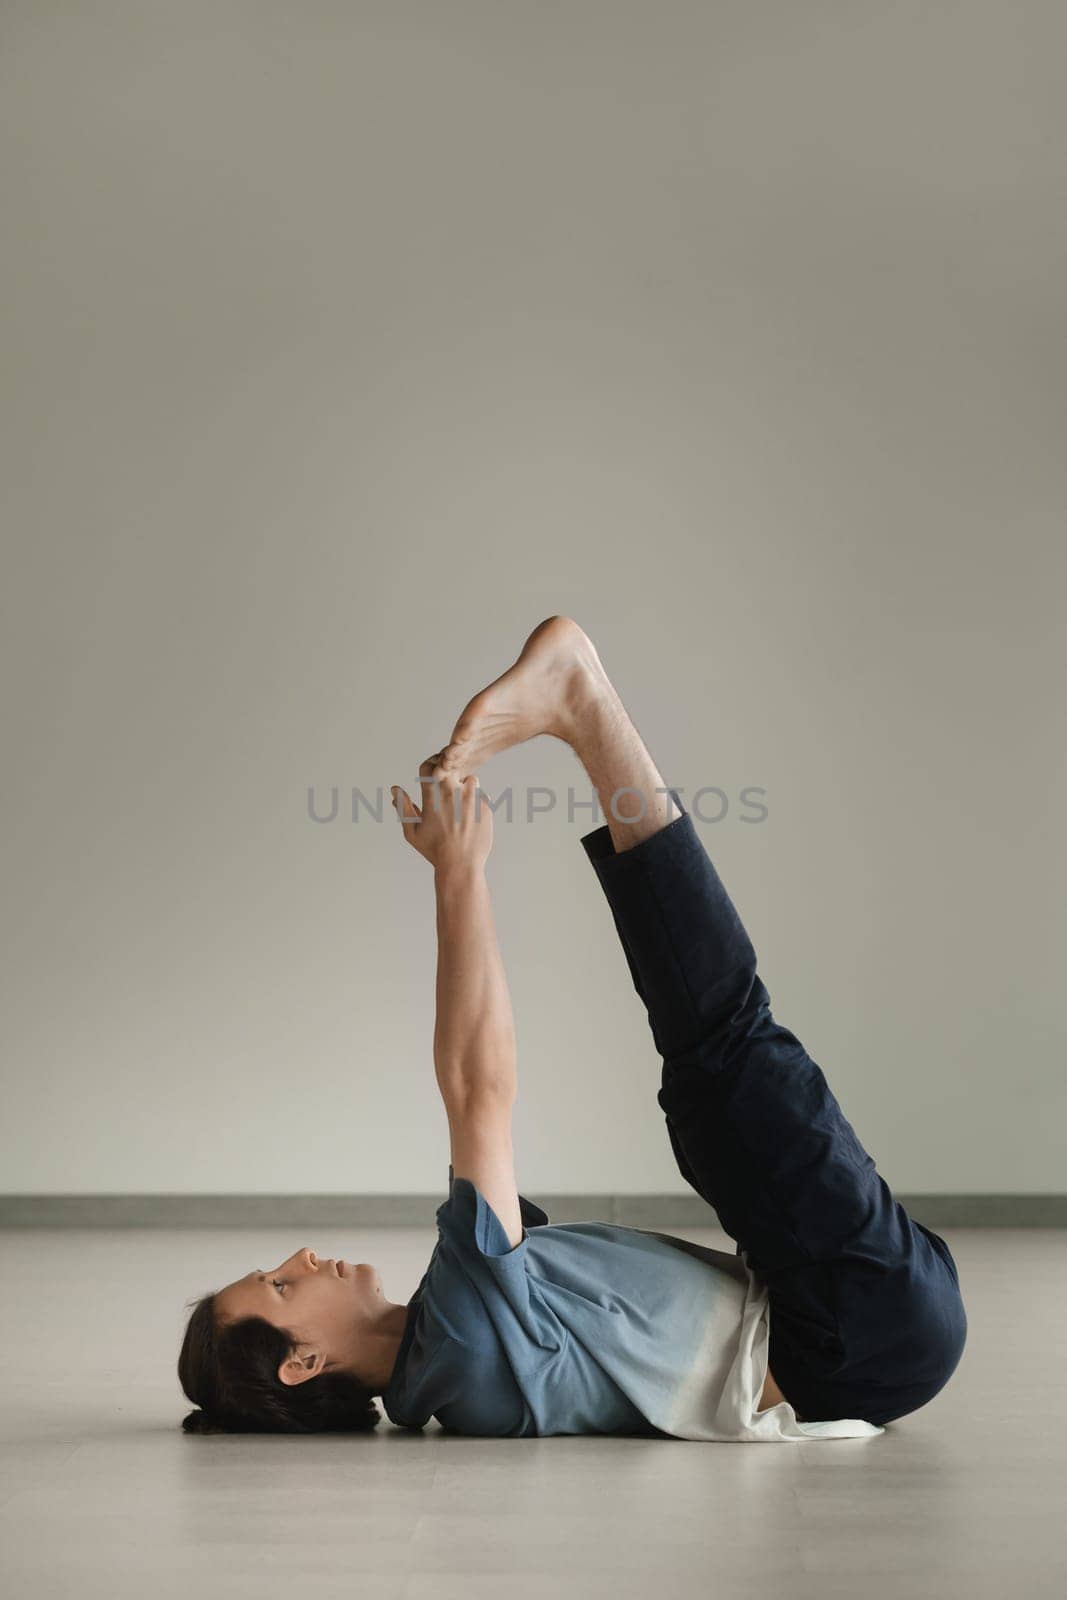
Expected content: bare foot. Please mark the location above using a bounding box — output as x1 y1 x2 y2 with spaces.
437 616 613 775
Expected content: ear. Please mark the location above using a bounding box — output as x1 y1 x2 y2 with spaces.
277 1345 328 1388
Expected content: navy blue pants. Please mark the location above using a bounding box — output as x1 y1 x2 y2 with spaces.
580 795 967 1428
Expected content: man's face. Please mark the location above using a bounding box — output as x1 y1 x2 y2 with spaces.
214 1247 385 1381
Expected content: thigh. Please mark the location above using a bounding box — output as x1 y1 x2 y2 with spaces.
657 1004 886 1275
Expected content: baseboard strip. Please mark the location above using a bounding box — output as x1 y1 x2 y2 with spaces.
1 1193 1064 1227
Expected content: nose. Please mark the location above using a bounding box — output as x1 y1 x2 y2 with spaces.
282 1248 319 1272
294 1249 342 1276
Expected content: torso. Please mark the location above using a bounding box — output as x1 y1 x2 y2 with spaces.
758 1363 803 1416
758 1365 783 1410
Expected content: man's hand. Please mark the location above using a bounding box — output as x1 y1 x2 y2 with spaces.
391 754 493 871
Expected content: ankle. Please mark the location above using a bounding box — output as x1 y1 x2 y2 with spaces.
562 672 624 757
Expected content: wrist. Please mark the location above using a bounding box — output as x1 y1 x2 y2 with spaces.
433 859 486 892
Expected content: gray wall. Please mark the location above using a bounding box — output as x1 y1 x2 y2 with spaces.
2 1 1064 1199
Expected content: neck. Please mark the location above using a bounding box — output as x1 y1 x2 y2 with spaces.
355 1299 411 1393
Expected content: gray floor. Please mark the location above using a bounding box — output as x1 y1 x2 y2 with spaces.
1 1224 1063 1600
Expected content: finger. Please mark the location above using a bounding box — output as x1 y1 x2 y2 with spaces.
390 786 421 829
418 755 444 811
456 774 484 817
421 751 462 807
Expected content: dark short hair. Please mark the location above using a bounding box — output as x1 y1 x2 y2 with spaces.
177 1292 382 1434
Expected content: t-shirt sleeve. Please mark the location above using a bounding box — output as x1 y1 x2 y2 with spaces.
431 1164 564 1374
437 1162 550 1262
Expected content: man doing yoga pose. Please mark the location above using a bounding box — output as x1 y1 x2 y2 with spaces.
179 617 966 1439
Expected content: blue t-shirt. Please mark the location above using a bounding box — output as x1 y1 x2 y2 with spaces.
380 1166 885 1441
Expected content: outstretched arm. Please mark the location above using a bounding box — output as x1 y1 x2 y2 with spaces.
392 755 523 1247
